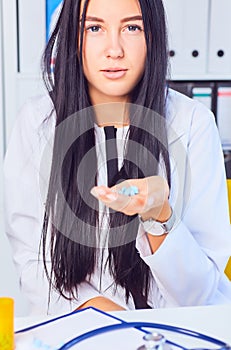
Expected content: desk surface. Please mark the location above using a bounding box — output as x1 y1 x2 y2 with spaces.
15 304 231 345
114 304 231 343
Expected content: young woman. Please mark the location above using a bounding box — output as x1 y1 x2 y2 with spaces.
4 0 231 315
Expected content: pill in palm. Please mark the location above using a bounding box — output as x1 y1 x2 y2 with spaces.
118 186 139 196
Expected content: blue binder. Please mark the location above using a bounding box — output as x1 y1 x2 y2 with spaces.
46 0 63 41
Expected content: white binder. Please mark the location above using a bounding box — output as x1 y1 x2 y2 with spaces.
208 0 231 75
163 0 209 77
18 0 46 74
192 87 212 110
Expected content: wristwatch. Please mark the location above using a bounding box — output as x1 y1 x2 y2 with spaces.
139 209 176 236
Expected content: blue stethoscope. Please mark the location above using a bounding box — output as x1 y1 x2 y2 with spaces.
56 321 231 350
16 308 231 350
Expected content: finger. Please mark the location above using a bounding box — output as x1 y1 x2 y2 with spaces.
91 183 152 214
90 186 117 201
91 186 135 213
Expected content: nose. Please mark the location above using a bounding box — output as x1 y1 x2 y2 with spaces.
105 30 124 59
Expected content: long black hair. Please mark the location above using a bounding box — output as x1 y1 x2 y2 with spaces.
42 0 170 308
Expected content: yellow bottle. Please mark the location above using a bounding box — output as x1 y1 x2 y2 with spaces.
0 298 14 350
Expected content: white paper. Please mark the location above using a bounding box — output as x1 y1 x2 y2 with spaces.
15 308 145 350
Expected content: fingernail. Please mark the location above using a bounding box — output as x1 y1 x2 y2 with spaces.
105 193 117 201
90 187 106 197
90 188 97 197
97 188 107 196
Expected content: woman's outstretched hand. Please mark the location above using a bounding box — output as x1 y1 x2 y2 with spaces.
90 176 171 222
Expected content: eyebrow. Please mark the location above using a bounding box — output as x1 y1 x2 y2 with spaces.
82 15 143 23
121 15 143 23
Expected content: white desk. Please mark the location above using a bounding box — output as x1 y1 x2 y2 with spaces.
114 304 231 344
15 304 231 346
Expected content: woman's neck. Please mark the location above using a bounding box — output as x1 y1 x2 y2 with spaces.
93 102 130 128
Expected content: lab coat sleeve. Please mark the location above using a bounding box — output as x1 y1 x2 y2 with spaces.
4 98 101 316
136 102 231 307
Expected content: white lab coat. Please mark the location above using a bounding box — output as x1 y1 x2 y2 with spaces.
4 89 231 316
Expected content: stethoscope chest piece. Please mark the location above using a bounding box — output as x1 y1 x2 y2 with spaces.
137 332 172 350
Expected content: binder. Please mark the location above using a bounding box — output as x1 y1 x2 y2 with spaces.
163 0 209 77
46 0 63 41
168 82 215 113
216 86 231 150
17 0 46 74
192 87 212 110
208 0 231 75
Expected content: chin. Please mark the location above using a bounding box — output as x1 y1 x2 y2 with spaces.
102 89 132 99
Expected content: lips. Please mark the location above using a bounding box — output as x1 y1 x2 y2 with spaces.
100 68 128 79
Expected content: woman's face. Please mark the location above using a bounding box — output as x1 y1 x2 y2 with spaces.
81 0 147 105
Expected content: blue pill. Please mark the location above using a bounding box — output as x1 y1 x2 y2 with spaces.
118 186 139 196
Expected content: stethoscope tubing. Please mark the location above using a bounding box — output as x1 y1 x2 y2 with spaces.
57 321 231 350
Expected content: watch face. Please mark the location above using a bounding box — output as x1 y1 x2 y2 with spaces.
143 220 166 236
139 210 175 236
